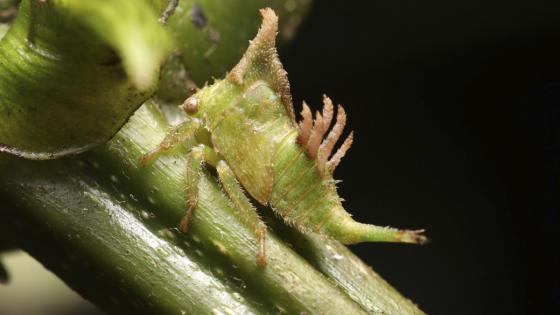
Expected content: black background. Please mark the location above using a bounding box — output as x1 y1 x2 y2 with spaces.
283 1 559 314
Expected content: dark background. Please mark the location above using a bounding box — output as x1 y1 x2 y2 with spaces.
283 1 559 314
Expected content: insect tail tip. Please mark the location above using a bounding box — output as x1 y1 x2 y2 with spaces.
399 229 429 245
331 218 429 246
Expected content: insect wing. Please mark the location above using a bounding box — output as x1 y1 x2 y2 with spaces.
210 102 274 204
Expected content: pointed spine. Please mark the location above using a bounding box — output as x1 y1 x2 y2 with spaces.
326 131 354 173
297 102 313 146
227 8 295 124
322 210 428 245
306 111 326 159
296 96 354 176
317 101 347 174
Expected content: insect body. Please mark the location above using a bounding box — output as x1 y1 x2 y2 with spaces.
142 8 426 266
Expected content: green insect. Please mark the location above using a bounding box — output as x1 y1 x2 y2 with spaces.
141 8 427 266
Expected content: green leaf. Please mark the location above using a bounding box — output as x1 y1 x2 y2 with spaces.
156 0 311 103
55 0 173 89
0 0 171 159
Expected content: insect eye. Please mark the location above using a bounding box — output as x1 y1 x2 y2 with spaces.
182 97 199 114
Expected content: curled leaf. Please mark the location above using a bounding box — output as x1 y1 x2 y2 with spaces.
0 0 172 159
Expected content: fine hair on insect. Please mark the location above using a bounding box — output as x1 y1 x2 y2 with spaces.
141 8 427 267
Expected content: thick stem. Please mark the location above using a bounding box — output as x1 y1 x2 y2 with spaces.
90 103 369 314
266 212 426 314
0 159 264 315
0 1 426 314
0 63 425 315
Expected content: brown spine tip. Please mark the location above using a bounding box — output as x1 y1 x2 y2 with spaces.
321 95 334 132
324 214 429 245
317 103 347 175
326 131 353 173
306 111 326 159
257 8 279 44
398 229 429 245
297 101 313 145
227 8 295 124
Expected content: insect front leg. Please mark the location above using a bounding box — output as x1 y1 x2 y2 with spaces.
142 123 268 266
140 118 202 166
178 145 205 233
140 119 205 232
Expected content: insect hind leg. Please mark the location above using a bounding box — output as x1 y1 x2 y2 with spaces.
176 142 230 231
177 143 228 233
143 135 268 267
215 160 268 267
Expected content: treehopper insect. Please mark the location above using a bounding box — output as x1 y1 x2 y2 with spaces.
142 8 427 266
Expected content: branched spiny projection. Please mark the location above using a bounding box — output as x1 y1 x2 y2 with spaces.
297 96 354 175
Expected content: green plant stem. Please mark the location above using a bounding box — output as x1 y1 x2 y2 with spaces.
0 61 425 315
90 103 370 314
0 1 426 313
0 159 264 314
270 217 425 314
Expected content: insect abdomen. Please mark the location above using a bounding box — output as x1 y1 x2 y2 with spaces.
206 80 297 204
271 132 341 233
270 113 427 245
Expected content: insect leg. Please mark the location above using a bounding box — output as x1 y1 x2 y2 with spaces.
140 118 202 166
215 160 268 267
177 142 221 234
178 145 204 233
